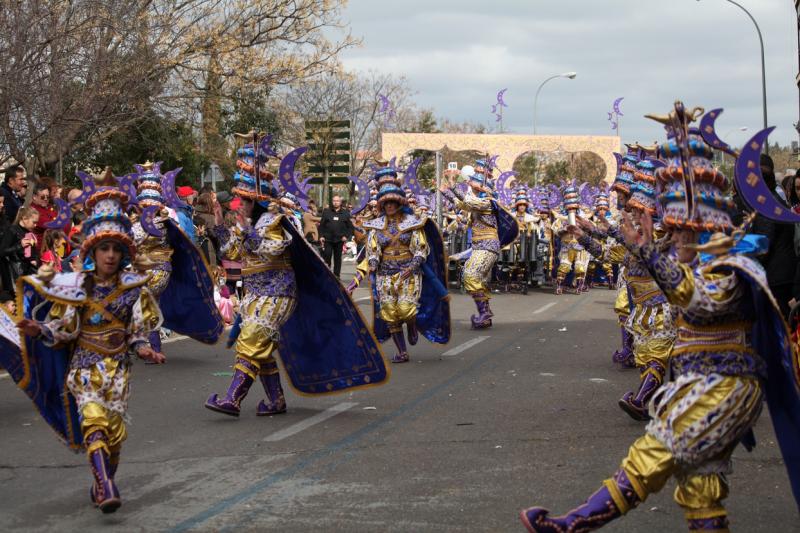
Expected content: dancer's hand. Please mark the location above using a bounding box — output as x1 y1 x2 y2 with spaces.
576 216 595 232
594 215 610 233
17 319 41 337
619 211 640 247
638 211 654 247
566 224 584 238
137 346 166 364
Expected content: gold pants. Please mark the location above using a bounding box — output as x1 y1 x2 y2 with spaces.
556 248 588 280
463 249 497 296
376 270 421 324
612 375 762 525
67 357 130 455
234 295 297 377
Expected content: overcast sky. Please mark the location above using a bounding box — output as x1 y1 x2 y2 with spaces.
340 0 799 149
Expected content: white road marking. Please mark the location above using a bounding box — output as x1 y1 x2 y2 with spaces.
0 371 9 380
440 336 490 357
589 378 609 383
539 372 556 377
162 334 189 345
533 302 557 315
263 402 358 442
355 297 371 303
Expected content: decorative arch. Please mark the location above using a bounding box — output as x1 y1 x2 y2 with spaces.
382 133 620 183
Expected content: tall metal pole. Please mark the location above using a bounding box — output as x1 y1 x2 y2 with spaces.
435 151 443 227
730 1 767 152
709 0 768 153
533 72 577 135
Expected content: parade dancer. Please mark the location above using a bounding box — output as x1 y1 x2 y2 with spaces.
584 184 615 289
440 159 517 329
129 161 222 355
608 147 641 368
575 156 675 420
206 132 389 417
520 102 800 532
2 168 166 513
356 166 450 363
551 180 590 295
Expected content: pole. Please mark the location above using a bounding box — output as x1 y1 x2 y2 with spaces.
435 151 443 227
533 75 559 135
722 0 768 153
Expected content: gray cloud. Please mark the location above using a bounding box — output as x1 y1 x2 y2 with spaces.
341 0 798 148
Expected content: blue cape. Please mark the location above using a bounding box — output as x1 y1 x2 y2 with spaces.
276 217 390 395
371 218 451 345
0 279 84 450
161 220 224 344
493 200 519 247
713 257 800 510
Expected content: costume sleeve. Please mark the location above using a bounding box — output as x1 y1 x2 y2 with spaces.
129 287 163 352
214 224 244 261
243 219 292 258
637 242 742 314
460 190 492 211
367 229 380 271
409 227 429 271
38 303 80 346
441 188 463 210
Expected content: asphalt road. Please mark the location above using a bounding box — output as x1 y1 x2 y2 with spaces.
1 267 798 532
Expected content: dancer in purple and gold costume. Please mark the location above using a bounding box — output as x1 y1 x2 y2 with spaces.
360 167 450 363
206 132 389 418
520 102 800 532
2 168 168 513
440 159 517 329
576 155 675 421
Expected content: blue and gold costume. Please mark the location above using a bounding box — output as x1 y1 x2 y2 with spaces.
361 166 450 363
441 159 517 329
206 133 390 417
0 167 221 513
521 102 800 532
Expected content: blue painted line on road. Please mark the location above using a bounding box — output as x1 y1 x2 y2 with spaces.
169 295 590 532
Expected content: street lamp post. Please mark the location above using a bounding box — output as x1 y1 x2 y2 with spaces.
533 71 577 135
699 0 768 152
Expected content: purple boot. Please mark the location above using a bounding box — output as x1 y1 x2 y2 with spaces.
619 361 665 421
612 327 636 369
470 295 493 329
205 358 257 417
86 431 121 514
687 515 730 531
407 321 419 346
391 329 409 363
520 469 641 532
257 363 287 416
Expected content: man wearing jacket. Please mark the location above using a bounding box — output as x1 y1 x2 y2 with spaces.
319 195 353 278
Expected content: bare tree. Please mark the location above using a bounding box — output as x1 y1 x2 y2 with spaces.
281 70 417 180
0 0 355 180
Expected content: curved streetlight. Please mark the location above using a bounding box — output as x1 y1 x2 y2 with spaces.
533 71 577 135
697 0 767 152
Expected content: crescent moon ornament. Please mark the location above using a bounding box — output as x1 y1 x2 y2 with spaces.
403 157 424 195
140 205 164 238
161 167 186 210
613 97 624 116
118 173 139 205
71 170 97 207
699 108 738 157
735 127 800 223
44 198 71 230
349 176 370 216
278 146 309 198
496 88 508 107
